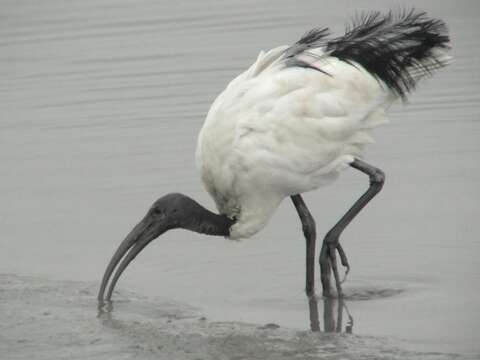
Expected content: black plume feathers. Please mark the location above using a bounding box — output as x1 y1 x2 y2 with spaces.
287 9 451 98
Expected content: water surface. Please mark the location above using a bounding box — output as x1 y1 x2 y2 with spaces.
1 0 479 358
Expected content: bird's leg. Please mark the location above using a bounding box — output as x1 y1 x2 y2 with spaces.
291 194 316 297
320 158 385 298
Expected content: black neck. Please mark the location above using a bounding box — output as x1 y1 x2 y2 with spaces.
152 193 235 237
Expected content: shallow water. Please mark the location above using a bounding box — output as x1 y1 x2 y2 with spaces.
1 0 479 358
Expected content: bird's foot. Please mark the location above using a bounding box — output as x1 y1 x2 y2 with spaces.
319 233 350 298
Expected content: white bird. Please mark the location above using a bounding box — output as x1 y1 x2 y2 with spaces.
98 10 450 302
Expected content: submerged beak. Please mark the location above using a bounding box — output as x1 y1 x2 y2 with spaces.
97 213 169 303
97 193 233 306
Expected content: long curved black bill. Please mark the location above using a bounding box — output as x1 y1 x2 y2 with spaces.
97 215 168 303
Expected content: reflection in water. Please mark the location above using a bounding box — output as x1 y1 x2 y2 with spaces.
98 297 353 335
308 297 353 334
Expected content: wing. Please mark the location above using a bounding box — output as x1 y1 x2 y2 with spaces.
197 48 391 210
231 57 391 195
198 10 450 203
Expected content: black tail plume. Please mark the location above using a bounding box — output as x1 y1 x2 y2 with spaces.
286 10 451 98
326 9 451 98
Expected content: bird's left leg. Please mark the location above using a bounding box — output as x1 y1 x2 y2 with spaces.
291 194 316 297
320 158 385 298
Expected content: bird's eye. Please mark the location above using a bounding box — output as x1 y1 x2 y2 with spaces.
151 208 162 215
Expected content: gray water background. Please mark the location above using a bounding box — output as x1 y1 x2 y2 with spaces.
1 0 479 357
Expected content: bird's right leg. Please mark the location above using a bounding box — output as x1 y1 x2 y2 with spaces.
291 194 316 298
320 159 385 298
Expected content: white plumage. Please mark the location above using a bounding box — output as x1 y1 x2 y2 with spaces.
196 46 394 239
